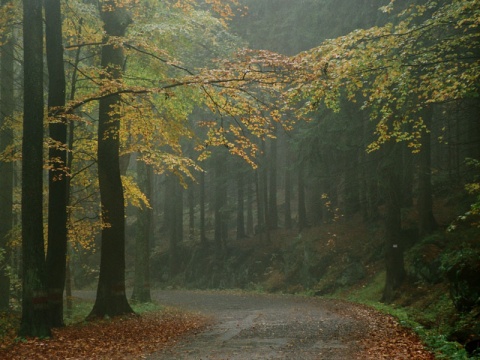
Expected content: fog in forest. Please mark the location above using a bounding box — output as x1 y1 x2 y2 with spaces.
1 0 479 357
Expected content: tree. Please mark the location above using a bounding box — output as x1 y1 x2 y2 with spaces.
297 161 307 231
88 1 134 319
381 142 405 303
417 106 438 237
20 0 51 337
0 0 14 311
289 0 480 300
268 126 278 229
236 173 246 239
199 170 207 244
214 150 228 255
131 160 152 303
45 0 68 327
165 174 183 276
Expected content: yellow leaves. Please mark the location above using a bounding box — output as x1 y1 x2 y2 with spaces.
379 1 395 14
168 0 241 27
122 174 150 209
465 182 480 194
291 0 480 151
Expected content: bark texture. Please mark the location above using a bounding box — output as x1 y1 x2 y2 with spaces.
45 0 68 327
20 0 51 337
89 2 134 318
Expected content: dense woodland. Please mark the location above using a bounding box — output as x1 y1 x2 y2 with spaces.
0 0 479 356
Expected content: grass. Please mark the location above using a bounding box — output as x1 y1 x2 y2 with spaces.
335 270 475 360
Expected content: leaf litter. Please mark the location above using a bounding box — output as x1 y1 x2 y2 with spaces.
0 308 209 360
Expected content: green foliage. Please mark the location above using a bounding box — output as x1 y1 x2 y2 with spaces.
345 271 386 302
130 301 163 315
346 291 471 359
440 241 480 276
0 311 20 347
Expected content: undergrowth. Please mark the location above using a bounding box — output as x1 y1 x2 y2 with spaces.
340 272 475 360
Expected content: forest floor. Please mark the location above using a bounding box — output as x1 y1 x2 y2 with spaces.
1 289 434 359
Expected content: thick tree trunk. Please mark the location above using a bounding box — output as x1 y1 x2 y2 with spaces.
214 152 227 256
236 175 246 239
381 143 406 303
199 171 207 244
65 254 73 318
131 161 152 303
0 0 14 311
297 162 308 231
417 106 438 238
64 37 81 320
88 3 133 319
176 182 184 244
268 135 278 229
20 0 51 337
166 176 178 275
255 169 265 233
284 166 292 230
166 176 183 275
45 0 68 328
246 172 254 236
188 184 195 241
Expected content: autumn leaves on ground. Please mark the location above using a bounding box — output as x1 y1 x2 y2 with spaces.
0 306 208 359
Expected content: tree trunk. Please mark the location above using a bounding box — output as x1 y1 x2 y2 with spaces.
297 162 307 231
176 181 184 244
188 184 195 241
88 3 133 319
45 0 68 328
65 254 73 318
268 135 278 229
214 152 227 256
20 0 51 337
255 169 265 233
131 161 152 303
246 172 254 236
199 171 207 244
0 0 14 311
417 106 438 238
284 166 292 230
166 176 178 275
64 28 81 320
236 175 246 239
381 143 406 303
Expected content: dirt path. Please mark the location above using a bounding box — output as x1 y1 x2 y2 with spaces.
147 290 377 360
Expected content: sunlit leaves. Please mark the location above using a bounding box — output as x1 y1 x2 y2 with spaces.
122 174 150 208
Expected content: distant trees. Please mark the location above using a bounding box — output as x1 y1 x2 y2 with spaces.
1 0 479 339
287 0 480 300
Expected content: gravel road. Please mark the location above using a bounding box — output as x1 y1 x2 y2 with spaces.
147 290 364 360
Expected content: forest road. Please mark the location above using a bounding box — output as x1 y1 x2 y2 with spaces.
147 290 365 360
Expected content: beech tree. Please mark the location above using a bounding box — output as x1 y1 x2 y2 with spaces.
88 0 134 318
289 0 480 299
0 0 14 311
45 0 68 327
20 0 51 337
131 160 153 303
